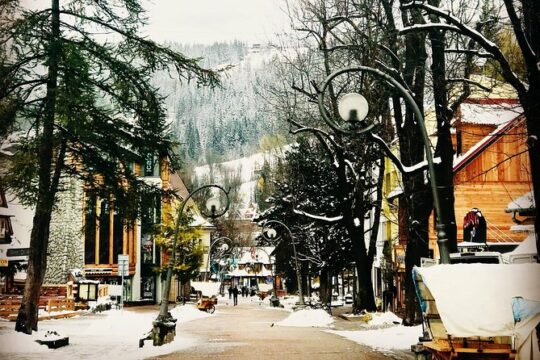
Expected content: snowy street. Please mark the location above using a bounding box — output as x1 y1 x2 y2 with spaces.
0 295 417 360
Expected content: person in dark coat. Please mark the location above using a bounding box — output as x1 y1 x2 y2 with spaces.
232 286 239 306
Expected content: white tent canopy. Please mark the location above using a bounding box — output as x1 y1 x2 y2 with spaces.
415 264 540 360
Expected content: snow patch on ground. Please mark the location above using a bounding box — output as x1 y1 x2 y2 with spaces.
344 311 403 326
0 305 211 359
276 309 334 328
328 325 422 351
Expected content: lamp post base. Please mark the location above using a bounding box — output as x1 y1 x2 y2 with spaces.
150 315 177 346
270 295 281 307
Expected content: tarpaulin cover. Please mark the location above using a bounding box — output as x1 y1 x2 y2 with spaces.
414 264 540 359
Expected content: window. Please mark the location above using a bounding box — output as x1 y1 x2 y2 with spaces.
85 192 132 266
0 217 13 244
84 192 97 264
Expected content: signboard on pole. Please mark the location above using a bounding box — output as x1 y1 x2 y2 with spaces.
118 254 129 276
118 254 129 309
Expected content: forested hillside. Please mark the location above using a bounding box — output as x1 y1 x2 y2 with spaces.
153 41 283 164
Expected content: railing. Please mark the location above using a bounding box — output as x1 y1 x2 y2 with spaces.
485 219 516 243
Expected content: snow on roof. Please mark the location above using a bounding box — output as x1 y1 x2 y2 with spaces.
453 117 521 172
459 102 522 126
229 268 250 277
237 246 275 264
189 212 214 228
504 233 537 256
506 191 535 212
510 224 535 232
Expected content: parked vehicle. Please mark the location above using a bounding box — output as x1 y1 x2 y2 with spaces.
449 251 503 264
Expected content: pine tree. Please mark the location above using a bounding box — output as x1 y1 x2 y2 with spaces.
0 0 219 334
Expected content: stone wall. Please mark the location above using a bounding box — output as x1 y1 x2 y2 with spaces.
44 178 85 284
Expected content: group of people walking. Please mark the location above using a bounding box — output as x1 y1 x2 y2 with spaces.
228 285 252 306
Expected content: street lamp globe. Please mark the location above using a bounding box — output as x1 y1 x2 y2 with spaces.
218 243 229 252
338 93 369 123
266 228 277 240
205 197 221 217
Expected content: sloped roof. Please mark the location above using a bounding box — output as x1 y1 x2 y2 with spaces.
506 191 535 213
237 246 275 264
453 116 523 173
459 102 522 126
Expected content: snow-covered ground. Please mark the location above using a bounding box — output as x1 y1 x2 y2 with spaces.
194 146 288 214
0 305 211 360
327 325 422 352
276 309 334 328
1 294 419 359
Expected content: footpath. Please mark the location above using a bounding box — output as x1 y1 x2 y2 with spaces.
153 296 414 360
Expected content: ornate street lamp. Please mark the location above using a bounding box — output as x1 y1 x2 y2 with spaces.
318 66 450 264
205 236 234 281
262 220 305 306
253 246 278 304
150 184 230 346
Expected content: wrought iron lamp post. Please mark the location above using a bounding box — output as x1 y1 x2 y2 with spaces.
317 66 450 264
254 246 277 304
262 220 305 306
205 236 234 281
150 184 230 346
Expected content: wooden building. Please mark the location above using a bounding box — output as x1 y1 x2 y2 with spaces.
429 98 532 257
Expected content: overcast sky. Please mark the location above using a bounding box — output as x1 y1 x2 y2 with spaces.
21 0 292 45
142 0 291 44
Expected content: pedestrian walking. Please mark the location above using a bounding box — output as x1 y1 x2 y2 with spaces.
228 286 232 299
232 286 239 306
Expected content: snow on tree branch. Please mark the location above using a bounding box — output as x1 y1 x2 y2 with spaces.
399 1 528 97
369 133 441 174
293 209 343 223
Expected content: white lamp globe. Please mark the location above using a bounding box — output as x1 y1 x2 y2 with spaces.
219 243 229 252
267 228 277 239
338 93 369 122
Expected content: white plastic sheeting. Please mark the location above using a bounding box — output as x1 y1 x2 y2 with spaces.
415 264 540 359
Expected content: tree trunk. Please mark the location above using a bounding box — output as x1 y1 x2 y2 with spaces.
319 268 331 305
355 257 377 311
523 90 540 260
428 4 458 254
400 7 430 326
15 0 60 334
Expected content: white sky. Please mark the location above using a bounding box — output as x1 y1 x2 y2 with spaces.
21 0 292 45
142 0 291 44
